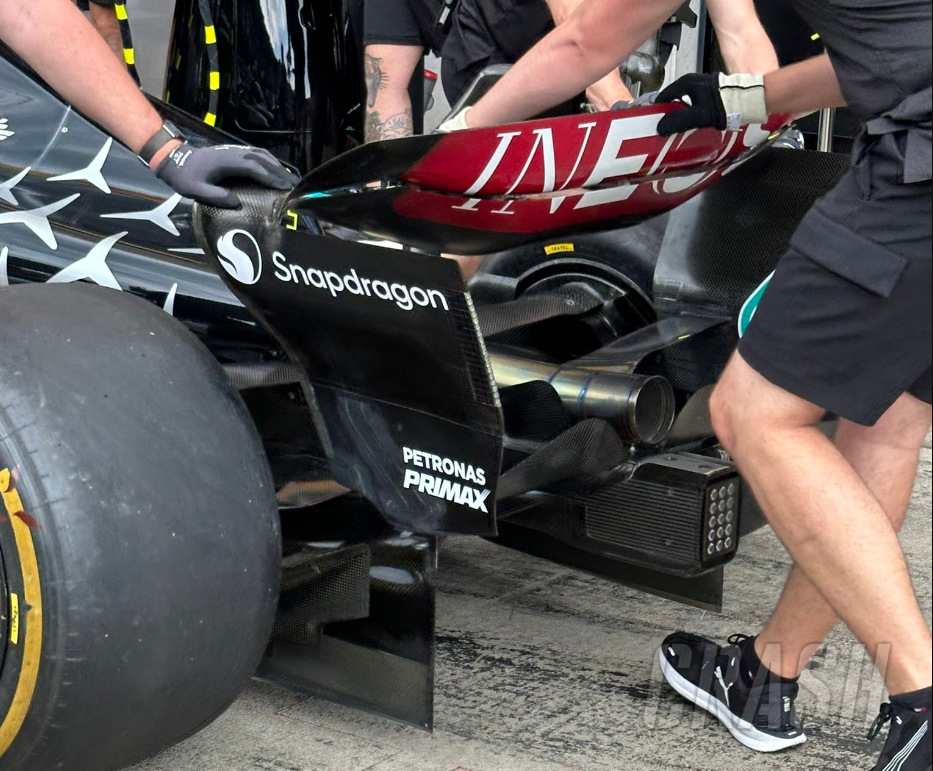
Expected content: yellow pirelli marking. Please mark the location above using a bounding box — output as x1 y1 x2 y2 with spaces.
123 47 136 65
115 3 128 20
9 594 18 645
204 112 217 126
204 25 217 45
0 468 43 757
209 71 221 91
544 243 574 255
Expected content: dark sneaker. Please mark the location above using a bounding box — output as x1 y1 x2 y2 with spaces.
869 700 931 771
658 632 807 752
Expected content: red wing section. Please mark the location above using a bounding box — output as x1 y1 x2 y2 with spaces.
399 109 789 196
288 108 792 254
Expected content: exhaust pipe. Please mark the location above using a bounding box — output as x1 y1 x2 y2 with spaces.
219 356 674 444
489 354 675 445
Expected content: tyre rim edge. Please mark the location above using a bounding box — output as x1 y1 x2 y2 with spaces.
0 467 43 758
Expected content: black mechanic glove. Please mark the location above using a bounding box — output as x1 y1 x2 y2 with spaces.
656 72 768 136
155 143 294 208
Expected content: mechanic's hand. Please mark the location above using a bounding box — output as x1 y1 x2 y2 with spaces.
437 107 472 133
656 73 768 136
610 91 660 111
155 143 294 208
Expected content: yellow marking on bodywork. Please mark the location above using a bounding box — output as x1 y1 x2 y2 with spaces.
209 72 221 91
286 210 299 230
115 4 128 20
204 112 217 126
0 468 43 757
204 25 217 45
123 47 136 66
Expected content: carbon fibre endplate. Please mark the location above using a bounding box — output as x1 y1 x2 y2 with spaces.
194 188 503 535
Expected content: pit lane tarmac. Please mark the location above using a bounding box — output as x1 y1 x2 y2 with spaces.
125 439 931 771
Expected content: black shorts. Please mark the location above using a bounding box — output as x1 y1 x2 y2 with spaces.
364 0 446 52
740 131 932 426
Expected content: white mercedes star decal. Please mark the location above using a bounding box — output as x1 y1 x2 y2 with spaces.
163 282 178 315
49 137 113 194
47 230 128 290
0 167 31 206
0 194 81 250
102 193 183 235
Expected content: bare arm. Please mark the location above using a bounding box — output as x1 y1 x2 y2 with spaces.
466 0 682 128
540 0 580 25
765 53 846 114
0 0 176 168
541 0 633 109
706 0 778 75
87 2 126 66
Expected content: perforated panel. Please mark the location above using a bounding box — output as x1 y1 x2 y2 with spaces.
654 148 849 314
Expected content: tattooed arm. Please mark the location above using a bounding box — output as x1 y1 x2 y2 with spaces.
363 45 423 142
366 107 415 142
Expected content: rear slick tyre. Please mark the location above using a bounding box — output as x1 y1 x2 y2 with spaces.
0 284 281 771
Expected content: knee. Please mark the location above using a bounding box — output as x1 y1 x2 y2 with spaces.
709 375 801 457
709 382 739 455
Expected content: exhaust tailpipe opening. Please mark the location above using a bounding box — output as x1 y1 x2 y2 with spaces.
489 354 675 445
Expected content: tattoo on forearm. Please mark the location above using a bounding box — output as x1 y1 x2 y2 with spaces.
365 53 387 109
365 108 414 143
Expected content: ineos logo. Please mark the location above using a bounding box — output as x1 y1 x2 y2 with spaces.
216 229 263 285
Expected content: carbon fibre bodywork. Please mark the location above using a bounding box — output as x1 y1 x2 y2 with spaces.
0 29 850 730
0 44 441 727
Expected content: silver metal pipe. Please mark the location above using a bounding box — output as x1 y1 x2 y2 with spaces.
817 107 836 153
489 353 675 444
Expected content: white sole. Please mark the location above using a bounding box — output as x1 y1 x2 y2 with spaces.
658 647 808 753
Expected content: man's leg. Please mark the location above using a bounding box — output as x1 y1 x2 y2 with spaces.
364 44 421 142
710 352 932 695
753 393 931 680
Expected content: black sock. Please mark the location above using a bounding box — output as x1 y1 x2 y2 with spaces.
891 686 932 712
740 636 798 686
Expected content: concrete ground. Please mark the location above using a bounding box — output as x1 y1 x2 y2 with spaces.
127 439 932 771
116 6 931 770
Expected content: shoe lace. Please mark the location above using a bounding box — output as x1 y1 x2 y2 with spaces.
868 703 894 742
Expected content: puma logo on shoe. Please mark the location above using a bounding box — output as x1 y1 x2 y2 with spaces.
715 667 734 708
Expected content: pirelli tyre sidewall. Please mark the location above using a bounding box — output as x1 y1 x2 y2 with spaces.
0 423 54 766
0 283 281 771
